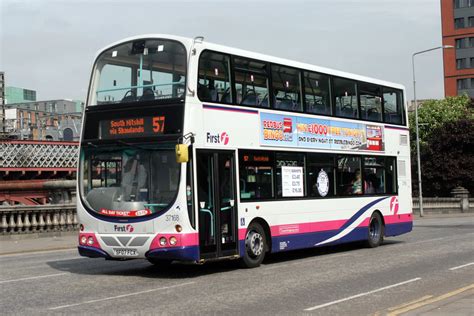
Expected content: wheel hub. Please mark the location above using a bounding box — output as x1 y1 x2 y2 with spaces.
246 231 263 257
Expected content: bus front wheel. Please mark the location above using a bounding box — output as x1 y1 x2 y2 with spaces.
240 222 267 268
366 212 384 248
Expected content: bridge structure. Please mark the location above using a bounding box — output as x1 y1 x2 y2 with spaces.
0 140 79 205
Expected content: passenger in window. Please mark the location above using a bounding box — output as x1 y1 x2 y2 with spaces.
365 174 376 194
350 169 363 195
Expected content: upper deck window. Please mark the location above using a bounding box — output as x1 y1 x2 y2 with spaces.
303 71 331 115
198 51 232 103
233 57 270 107
272 65 302 112
383 88 404 125
333 78 358 119
90 39 186 106
359 83 382 122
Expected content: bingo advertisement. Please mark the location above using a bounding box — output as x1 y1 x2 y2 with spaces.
260 112 384 151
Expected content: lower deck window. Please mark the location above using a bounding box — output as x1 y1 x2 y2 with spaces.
276 152 305 197
238 150 397 201
337 156 362 196
307 154 335 198
239 152 274 200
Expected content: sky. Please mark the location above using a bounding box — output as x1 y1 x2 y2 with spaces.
1 0 444 102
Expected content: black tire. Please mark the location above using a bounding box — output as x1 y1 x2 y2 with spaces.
240 222 267 268
147 258 173 267
366 212 384 248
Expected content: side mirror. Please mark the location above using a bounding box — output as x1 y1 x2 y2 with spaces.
175 144 189 163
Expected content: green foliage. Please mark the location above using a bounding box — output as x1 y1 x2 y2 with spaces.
409 95 474 196
421 119 474 196
409 94 473 144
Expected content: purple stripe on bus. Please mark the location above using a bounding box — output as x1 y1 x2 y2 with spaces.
78 246 111 259
203 104 259 114
146 245 200 262
264 222 412 254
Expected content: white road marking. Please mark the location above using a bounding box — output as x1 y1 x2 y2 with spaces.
449 262 474 271
304 278 421 311
49 281 196 310
0 273 68 284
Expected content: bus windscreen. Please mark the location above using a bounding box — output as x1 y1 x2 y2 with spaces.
90 39 187 105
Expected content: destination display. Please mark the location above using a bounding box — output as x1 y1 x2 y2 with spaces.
99 116 165 139
260 112 384 151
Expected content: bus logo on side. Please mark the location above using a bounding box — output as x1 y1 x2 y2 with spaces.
206 132 230 145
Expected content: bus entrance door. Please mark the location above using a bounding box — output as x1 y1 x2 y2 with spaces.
196 150 238 259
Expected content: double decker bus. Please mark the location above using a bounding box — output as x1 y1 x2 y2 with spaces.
78 34 412 268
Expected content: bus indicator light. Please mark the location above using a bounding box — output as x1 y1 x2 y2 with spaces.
169 236 177 246
87 237 94 245
159 237 167 246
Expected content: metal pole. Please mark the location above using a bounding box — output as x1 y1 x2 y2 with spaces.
410 45 452 217
412 54 424 217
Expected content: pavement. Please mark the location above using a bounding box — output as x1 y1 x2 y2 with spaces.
0 214 473 315
0 233 77 255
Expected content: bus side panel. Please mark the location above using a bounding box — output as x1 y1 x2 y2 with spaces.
269 227 369 253
238 197 413 256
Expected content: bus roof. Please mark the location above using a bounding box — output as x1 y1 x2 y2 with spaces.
94 34 405 91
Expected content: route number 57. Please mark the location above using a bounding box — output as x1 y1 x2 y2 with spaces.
152 116 165 133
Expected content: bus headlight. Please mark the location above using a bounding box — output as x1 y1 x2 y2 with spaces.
87 237 94 245
169 236 177 246
80 236 87 245
159 237 167 246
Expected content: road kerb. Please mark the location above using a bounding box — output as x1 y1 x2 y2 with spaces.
386 283 474 316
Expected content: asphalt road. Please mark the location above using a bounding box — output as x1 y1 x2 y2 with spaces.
1 215 473 315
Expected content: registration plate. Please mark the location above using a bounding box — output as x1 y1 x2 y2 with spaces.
113 248 139 257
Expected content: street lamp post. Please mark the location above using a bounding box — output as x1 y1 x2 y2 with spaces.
411 45 453 217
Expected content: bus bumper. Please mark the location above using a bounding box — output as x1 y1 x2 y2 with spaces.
78 245 111 259
145 246 200 262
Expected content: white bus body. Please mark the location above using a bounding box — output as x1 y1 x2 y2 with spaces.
77 35 412 267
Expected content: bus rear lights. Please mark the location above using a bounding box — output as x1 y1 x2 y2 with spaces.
169 236 177 246
159 237 167 246
79 233 100 248
80 224 84 231
175 225 182 232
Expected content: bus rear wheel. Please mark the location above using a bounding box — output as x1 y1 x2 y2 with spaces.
366 212 384 248
240 222 266 268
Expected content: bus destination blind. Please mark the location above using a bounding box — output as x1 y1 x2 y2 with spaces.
99 116 165 139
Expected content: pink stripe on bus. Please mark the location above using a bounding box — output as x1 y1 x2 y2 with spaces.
383 213 412 224
149 232 199 250
237 212 412 240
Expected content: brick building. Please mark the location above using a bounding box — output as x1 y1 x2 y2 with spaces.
441 0 474 96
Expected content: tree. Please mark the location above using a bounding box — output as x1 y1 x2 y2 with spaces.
421 119 474 196
409 95 474 196
409 95 473 145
